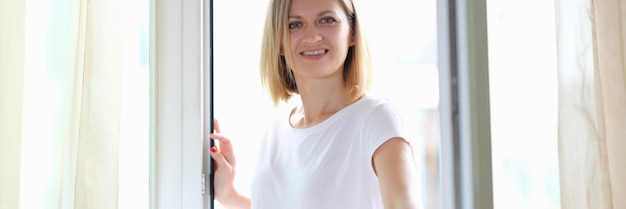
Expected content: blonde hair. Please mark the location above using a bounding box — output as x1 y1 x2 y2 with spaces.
259 0 373 107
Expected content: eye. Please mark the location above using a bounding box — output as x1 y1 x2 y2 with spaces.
319 17 337 24
288 22 302 30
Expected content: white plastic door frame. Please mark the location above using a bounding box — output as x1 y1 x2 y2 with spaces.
151 0 204 208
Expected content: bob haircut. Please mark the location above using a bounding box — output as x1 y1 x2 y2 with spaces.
259 0 373 107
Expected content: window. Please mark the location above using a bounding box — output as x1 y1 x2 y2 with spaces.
154 0 564 208
487 0 561 208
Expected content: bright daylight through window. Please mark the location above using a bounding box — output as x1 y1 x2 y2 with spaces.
487 0 560 208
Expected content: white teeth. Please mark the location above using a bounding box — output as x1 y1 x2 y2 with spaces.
302 50 326 56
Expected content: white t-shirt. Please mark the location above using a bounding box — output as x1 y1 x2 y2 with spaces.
250 94 409 209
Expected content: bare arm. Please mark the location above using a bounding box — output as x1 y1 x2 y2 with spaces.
373 137 423 209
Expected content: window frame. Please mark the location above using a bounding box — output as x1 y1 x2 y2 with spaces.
437 0 494 208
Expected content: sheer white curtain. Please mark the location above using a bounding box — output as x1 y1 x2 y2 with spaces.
556 0 626 208
0 0 124 208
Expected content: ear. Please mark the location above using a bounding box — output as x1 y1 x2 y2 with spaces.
280 46 284 55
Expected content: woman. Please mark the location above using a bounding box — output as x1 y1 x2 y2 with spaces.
209 0 421 208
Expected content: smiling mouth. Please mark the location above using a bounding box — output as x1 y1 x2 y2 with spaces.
301 49 328 56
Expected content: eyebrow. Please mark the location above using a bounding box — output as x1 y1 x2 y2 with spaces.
288 10 336 19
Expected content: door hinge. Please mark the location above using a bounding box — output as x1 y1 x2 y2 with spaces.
201 172 206 195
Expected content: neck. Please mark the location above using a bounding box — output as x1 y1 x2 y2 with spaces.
290 77 359 128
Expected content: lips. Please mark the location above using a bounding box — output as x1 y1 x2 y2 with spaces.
301 49 328 56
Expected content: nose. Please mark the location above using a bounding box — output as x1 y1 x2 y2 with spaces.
302 25 323 44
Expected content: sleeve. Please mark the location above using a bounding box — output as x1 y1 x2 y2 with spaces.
361 101 411 162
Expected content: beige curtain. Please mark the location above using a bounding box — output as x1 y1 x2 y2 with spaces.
0 0 25 208
557 0 626 208
0 0 123 208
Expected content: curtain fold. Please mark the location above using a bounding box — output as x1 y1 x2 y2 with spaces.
590 0 626 208
0 0 26 208
0 0 123 208
73 0 123 207
557 0 626 208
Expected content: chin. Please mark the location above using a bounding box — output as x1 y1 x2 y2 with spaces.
296 68 343 79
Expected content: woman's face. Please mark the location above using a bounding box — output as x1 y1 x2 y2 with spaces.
285 0 354 80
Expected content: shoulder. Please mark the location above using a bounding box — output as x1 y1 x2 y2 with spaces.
261 102 294 138
355 94 402 121
347 94 395 113
353 94 406 137
358 94 393 107
358 94 411 163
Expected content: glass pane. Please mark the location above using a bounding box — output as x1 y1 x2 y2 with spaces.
213 0 272 205
213 0 439 208
486 0 561 208
360 1 440 208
